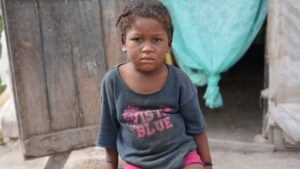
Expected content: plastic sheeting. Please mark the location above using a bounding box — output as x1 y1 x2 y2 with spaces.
162 0 267 108
269 103 300 142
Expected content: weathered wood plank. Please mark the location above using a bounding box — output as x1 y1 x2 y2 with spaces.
39 0 79 130
282 0 300 59
1 0 50 139
100 0 126 68
43 151 71 169
71 0 107 126
270 0 300 103
23 125 98 158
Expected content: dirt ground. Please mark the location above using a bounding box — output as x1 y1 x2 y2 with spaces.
0 139 300 169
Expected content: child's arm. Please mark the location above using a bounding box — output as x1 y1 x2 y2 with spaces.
193 131 213 168
105 148 119 169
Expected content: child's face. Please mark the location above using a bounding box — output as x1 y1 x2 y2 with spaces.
122 17 170 73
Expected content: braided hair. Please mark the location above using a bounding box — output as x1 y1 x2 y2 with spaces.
116 0 173 46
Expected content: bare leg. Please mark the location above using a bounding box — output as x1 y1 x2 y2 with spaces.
182 163 205 169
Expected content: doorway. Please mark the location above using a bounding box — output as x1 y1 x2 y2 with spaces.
198 23 266 143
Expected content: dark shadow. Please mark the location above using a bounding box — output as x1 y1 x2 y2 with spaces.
198 24 266 142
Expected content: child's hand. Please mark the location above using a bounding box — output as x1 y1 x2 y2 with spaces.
104 148 118 169
106 163 118 169
203 161 213 169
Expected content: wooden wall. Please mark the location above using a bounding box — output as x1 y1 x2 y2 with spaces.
1 0 125 158
267 0 300 104
266 0 300 149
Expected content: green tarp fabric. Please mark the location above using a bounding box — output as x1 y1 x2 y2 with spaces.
162 0 267 108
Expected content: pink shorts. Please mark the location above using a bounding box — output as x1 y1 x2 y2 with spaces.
124 149 203 169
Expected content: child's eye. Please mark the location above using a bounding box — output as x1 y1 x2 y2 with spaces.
153 38 162 43
131 37 143 42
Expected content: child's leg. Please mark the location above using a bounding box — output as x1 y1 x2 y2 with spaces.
182 163 205 169
124 162 143 169
182 149 205 169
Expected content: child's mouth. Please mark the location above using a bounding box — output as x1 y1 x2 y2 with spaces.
140 57 155 63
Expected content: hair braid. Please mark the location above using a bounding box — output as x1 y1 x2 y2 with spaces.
116 0 173 46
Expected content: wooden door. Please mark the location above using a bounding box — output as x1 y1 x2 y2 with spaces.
1 0 124 158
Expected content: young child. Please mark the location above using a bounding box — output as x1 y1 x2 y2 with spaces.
96 0 212 169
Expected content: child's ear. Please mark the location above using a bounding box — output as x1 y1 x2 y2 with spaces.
121 44 127 52
167 47 171 54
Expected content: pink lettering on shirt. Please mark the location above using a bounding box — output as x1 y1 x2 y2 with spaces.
122 106 174 138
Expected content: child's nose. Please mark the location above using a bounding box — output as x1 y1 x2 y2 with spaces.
141 41 154 52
